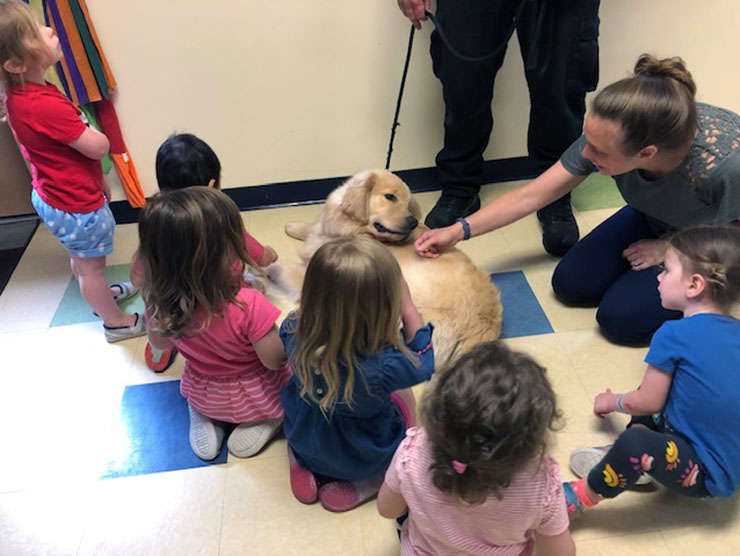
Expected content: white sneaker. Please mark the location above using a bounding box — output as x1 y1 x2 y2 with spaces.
570 445 652 486
227 418 283 458
188 405 224 460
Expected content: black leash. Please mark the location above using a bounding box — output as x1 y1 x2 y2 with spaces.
384 3 530 170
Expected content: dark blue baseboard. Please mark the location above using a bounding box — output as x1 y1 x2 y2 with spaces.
109 156 538 225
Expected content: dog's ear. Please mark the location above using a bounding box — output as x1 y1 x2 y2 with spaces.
408 196 422 220
341 172 375 223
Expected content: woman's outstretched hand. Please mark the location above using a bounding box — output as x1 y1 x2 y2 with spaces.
414 225 463 258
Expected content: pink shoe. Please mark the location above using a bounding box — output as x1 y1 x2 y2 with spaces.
318 474 383 513
288 446 318 504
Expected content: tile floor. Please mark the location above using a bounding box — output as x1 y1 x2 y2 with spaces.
1 179 739 555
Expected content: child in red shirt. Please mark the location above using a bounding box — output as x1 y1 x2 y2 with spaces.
0 2 144 342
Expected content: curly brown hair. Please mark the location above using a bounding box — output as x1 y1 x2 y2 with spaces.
422 341 562 504
138 186 256 338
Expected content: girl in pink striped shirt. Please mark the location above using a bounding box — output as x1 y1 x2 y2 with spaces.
139 187 290 461
378 341 574 556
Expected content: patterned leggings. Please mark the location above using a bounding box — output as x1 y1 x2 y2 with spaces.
587 413 711 499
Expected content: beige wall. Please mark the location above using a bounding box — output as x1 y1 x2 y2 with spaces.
83 1 740 201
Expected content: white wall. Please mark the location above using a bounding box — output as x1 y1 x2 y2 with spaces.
84 1 740 200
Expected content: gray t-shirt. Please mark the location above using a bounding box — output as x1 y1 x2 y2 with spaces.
561 103 740 234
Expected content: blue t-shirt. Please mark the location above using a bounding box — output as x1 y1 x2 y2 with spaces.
279 314 435 481
645 313 740 497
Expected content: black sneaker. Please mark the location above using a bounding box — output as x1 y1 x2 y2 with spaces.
424 194 481 229
537 197 579 257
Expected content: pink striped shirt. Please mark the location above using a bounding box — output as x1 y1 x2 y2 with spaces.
385 428 569 556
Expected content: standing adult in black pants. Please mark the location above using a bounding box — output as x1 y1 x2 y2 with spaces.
398 0 601 256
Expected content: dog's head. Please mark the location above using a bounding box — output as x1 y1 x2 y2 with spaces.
339 169 421 243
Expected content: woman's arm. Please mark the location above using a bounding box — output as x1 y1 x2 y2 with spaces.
377 481 408 519
253 325 288 370
593 365 673 418
415 161 587 257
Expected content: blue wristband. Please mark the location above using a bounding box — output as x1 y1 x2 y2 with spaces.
616 394 627 413
456 217 471 241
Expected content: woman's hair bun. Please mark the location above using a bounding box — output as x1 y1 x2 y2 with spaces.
634 53 696 97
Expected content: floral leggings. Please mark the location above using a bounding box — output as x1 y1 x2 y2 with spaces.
587 413 711 499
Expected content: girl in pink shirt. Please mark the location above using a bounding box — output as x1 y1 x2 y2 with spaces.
132 133 278 372
378 341 574 556
138 187 290 461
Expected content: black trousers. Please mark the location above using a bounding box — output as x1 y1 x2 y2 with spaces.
431 0 600 197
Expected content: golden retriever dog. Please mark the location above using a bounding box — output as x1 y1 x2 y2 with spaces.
272 169 503 370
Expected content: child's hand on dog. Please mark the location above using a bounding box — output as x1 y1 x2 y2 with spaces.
414 225 463 258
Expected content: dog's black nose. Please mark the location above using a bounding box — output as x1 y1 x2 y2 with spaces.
407 216 419 230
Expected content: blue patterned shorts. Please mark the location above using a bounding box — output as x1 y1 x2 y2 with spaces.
31 190 115 258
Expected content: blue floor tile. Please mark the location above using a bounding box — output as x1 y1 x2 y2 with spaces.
102 380 227 480
491 271 553 339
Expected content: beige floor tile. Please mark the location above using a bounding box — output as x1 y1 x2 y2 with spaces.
576 532 671 555
357 500 399 556
77 466 225 556
220 458 364 556
503 335 594 430
523 264 599 333
568 491 657 542
0 484 94 556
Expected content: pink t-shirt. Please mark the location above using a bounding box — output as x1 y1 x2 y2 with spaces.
385 428 569 556
175 286 290 423
173 286 279 377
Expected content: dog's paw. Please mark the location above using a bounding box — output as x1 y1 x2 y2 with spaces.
285 222 312 241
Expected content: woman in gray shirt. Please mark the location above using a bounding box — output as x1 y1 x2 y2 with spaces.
415 54 740 346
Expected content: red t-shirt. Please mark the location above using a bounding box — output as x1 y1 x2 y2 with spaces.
6 81 104 213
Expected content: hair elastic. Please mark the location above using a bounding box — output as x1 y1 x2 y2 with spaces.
456 217 471 241
452 460 468 474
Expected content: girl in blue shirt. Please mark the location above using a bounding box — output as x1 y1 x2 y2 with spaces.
565 226 740 516
280 236 435 512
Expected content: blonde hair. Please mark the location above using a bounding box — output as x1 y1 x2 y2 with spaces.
668 226 740 311
138 186 257 338
0 1 44 90
592 54 697 155
289 236 416 414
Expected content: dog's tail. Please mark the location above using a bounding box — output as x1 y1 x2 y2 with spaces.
285 222 313 241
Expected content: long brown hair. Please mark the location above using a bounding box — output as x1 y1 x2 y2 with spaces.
668 226 740 311
591 54 697 155
138 186 256 337
0 1 44 90
423 341 562 504
289 236 416 414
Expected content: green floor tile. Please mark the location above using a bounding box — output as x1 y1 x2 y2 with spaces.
571 173 625 211
50 264 144 327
